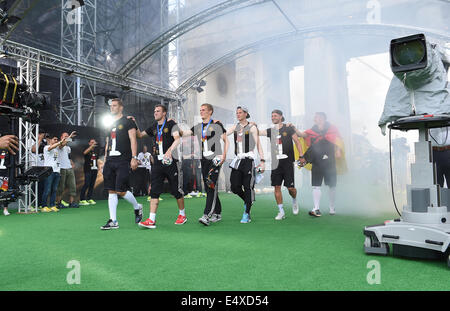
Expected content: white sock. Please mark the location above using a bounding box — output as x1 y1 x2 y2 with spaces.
277 204 284 213
312 187 321 211
123 191 139 210
149 212 156 222
292 197 297 205
108 193 118 222
179 208 185 216
329 187 336 211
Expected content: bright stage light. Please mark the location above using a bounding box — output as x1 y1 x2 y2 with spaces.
101 114 114 128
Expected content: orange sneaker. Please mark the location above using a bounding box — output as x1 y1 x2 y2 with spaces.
139 218 156 229
174 215 187 225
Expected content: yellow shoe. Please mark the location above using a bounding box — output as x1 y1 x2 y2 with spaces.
41 207 51 213
159 197 163 201
147 197 151 202
50 206 60 212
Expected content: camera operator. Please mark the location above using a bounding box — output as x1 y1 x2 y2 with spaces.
0 134 18 216
0 134 19 155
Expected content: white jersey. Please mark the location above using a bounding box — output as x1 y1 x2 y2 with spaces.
44 145 61 173
59 146 72 169
138 152 152 170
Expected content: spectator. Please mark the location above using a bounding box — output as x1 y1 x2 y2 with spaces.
80 138 100 206
41 134 64 212
29 129 47 211
56 131 78 209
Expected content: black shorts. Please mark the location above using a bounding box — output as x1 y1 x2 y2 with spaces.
311 165 336 187
103 159 131 192
150 161 184 199
271 160 295 188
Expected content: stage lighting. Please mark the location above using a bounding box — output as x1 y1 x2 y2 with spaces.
101 114 114 128
0 5 21 34
192 80 206 93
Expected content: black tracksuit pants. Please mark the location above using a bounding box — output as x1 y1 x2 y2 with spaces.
201 159 222 216
230 158 255 214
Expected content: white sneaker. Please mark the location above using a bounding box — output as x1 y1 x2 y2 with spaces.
330 208 336 215
198 215 210 226
3 209 10 216
292 202 299 215
275 211 285 220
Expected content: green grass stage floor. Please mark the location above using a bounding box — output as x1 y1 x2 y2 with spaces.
0 192 448 291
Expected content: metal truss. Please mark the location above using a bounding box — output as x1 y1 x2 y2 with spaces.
60 0 97 126
166 0 185 90
17 59 40 213
176 23 450 95
0 39 179 100
117 0 271 78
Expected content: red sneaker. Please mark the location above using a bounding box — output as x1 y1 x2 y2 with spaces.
139 218 156 229
174 215 187 225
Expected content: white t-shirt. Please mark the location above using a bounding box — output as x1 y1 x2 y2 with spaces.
138 152 151 170
27 139 45 167
44 145 61 173
59 146 72 169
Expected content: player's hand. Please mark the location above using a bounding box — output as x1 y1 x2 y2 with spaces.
69 131 77 138
219 154 226 166
127 116 136 122
131 158 138 171
257 162 265 173
0 135 19 155
164 150 173 159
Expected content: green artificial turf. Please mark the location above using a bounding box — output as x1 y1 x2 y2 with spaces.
0 192 448 291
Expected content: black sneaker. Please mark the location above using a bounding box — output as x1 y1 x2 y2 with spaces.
101 219 119 230
57 203 66 209
308 210 321 217
134 204 143 223
69 202 79 208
